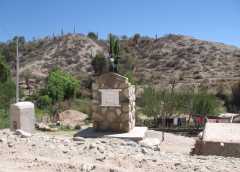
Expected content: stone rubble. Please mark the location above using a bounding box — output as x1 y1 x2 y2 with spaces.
0 129 239 172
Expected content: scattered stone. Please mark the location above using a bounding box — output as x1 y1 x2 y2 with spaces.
88 143 95 150
63 139 70 146
58 110 87 128
15 129 32 138
73 137 85 142
62 149 68 154
97 146 105 153
7 142 14 148
0 138 6 143
139 138 160 151
174 163 181 166
80 164 95 171
96 156 106 162
141 148 148 154
35 123 57 132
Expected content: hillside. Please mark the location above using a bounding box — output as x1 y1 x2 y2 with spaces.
3 33 240 92
121 34 240 91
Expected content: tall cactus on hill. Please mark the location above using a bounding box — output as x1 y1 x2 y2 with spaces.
108 33 120 73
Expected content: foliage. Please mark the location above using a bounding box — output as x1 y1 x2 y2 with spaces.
36 95 52 109
91 53 107 75
229 82 240 112
141 86 223 120
0 36 25 62
87 32 98 40
0 109 10 129
141 87 161 119
46 69 80 103
0 57 15 110
191 91 222 116
0 54 15 128
125 71 136 84
132 33 141 44
0 57 10 82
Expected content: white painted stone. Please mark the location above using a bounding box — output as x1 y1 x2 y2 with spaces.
139 138 161 148
10 101 35 133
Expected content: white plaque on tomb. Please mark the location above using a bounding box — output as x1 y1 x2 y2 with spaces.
99 89 121 107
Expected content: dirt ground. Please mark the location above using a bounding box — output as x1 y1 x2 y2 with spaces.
0 129 239 172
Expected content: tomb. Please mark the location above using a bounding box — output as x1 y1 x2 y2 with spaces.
192 123 240 157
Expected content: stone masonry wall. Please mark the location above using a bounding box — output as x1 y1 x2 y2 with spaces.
92 73 136 132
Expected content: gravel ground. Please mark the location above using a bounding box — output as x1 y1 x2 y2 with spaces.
0 129 239 172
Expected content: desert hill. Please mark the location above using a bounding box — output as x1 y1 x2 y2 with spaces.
121 34 240 91
2 33 240 92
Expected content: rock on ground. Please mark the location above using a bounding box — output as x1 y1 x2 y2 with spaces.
58 109 88 128
0 129 239 172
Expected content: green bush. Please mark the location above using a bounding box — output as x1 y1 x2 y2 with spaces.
87 32 98 40
36 95 52 109
140 86 223 121
0 109 10 128
191 91 222 116
230 82 240 112
91 53 107 75
141 87 161 119
47 69 80 103
0 55 15 128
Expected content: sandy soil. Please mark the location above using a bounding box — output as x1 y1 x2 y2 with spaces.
0 129 239 172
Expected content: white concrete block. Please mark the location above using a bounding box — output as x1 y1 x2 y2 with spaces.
10 101 35 133
203 122 240 143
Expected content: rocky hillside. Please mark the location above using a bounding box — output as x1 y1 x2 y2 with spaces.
4 33 240 92
121 34 240 91
19 34 105 79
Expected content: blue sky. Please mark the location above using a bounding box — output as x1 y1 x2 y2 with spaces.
0 0 240 46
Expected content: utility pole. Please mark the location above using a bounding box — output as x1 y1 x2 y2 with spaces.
16 38 19 102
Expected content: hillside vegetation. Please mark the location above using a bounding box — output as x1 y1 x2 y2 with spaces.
1 33 240 92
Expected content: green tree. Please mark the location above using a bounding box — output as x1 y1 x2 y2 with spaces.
141 87 161 119
0 56 10 82
191 91 222 116
46 69 80 103
91 53 107 75
0 55 15 128
87 32 98 40
229 82 240 112
140 86 223 127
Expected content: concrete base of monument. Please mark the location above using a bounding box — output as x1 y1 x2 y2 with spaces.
104 127 148 141
74 127 148 141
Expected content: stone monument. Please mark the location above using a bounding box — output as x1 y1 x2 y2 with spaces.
92 72 136 132
10 101 35 133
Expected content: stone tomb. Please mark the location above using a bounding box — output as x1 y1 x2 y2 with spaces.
193 123 240 157
10 101 35 133
92 72 135 132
